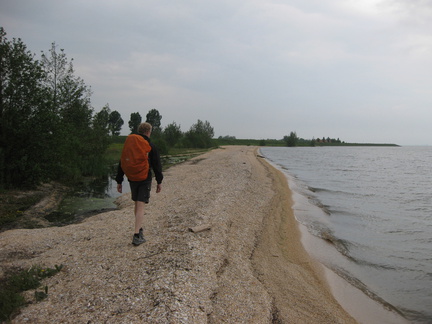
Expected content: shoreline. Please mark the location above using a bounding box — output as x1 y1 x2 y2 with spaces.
253 151 356 323
0 146 371 322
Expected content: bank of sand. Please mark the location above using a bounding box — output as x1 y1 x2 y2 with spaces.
0 146 356 323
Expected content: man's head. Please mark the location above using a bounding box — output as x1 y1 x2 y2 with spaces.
138 122 152 136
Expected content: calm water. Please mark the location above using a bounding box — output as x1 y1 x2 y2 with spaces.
261 146 432 323
45 174 128 225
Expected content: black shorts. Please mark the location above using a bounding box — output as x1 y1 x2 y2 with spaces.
129 180 152 203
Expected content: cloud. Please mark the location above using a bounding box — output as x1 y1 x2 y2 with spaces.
1 0 432 144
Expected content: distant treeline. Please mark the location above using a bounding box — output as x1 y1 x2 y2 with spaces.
216 134 399 147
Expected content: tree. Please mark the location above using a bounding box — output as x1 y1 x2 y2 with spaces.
108 110 123 136
0 28 50 188
311 138 316 147
41 43 70 108
0 29 115 187
184 120 214 148
93 105 110 132
145 109 162 132
40 42 96 180
129 112 141 134
283 131 298 147
163 122 182 147
86 106 112 176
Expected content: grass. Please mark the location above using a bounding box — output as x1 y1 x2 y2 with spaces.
0 264 63 321
0 190 46 231
105 143 124 163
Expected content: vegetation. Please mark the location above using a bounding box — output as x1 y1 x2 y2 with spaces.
283 132 299 147
0 264 63 321
0 29 117 189
0 190 46 229
128 112 142 134
215 135 398 147
183 120 214 149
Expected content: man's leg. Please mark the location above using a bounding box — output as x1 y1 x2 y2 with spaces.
134 200 145 234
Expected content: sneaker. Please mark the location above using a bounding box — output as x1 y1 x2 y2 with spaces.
132 233 146 246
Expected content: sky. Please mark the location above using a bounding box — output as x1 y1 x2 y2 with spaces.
1 0 432 145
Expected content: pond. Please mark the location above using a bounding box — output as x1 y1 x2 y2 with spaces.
45 173 130 226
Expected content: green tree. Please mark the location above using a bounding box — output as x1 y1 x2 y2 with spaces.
41 42 95 180
0 28 51 188
145 109 162 132
184 120 214 148
310 138 316 147
129 112 141 134
108 109 123 136
41 43 70 108
94 104 110 130
0 29 114 187
85 106 112 176
283 131 298 147
163 122 182 147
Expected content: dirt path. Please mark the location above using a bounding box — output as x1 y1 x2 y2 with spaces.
0 146 355 323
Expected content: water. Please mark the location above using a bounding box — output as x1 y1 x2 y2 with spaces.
260 146 432 323
45 175 129 225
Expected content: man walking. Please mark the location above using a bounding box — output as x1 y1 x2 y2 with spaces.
116 122 163 245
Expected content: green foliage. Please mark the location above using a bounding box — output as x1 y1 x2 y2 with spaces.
146 109 162 132
0 29 112 189
0 190 45 229
283 131 299 147
0 28 49 188
183 119 214 149
108 110 123 136
0 264 63 321
152 136 169 155
215 137 285 146
163 122 183 147
40 42 110 182
128 112 141 134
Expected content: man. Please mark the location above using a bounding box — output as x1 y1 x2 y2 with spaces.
116 122 163 246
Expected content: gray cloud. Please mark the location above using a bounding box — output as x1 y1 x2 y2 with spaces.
1 0 431 145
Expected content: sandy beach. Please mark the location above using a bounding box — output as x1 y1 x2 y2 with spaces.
0 146 356 323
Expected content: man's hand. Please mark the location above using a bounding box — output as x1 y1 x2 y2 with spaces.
117 184 122 193
156 184 162 193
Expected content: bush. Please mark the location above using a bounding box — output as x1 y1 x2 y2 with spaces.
0 265 63 321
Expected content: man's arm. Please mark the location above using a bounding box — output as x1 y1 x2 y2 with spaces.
149 143 164 185
115 161 125 193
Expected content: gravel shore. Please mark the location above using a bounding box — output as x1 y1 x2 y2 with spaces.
0 146 356 323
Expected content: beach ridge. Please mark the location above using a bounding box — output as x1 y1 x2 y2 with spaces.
0 146 355 323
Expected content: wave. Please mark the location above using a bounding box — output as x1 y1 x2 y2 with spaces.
311 226 404 271
329 266 405 318
307 185 375 198
309 226 352 258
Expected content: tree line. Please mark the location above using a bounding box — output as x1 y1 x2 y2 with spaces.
283 132 344 147
126 109 215 155
0 28 214 189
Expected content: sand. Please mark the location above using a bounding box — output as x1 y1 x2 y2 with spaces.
0 146 357 323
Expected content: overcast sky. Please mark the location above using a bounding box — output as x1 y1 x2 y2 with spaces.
2 0 432 145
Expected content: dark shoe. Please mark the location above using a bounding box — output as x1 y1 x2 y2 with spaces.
132 233 146 246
